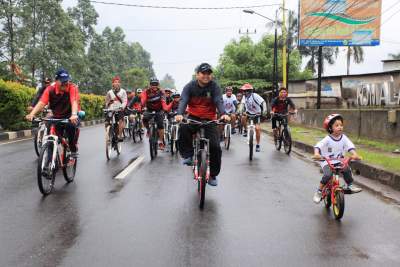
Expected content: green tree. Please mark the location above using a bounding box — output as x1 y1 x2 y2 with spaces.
68 0 98 45
160 73 175 89
346 46 364 75
298 46 339 75
122 67 149 90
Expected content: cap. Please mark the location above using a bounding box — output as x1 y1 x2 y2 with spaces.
196 63 213 73
55 69 70 83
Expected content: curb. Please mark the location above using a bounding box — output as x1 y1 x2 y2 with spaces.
261 127 400 192
0 119 105 142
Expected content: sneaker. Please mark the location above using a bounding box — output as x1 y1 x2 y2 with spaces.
256 144 260 152
243 131 247 137
182 157 193 166
70 152 79 158
346 184 362 193
208 176 218 186
313 190 322 204
231 129 236 135
118 138 124 142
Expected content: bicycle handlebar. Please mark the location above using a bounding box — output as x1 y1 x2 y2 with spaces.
180 118 226 125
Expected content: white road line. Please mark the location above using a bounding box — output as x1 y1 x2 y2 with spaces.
114 156 145 180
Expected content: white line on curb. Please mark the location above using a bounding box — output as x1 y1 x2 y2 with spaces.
114 156 145 180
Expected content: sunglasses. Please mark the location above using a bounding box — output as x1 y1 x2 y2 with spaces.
150 83 159 86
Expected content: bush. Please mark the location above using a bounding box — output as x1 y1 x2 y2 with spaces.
0 79 105 131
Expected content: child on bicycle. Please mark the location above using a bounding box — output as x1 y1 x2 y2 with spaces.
271 87 296 138
312 114 362 204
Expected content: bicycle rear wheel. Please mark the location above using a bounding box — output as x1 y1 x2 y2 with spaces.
274 127 282 151
283 128 292 155
37 142 56 195
198 149 207 209
249 129 254 161
62 147 77 183
170 126 176 155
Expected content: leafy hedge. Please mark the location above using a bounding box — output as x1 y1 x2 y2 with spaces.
0 79 104 131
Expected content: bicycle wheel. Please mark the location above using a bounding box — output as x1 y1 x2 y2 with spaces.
198 149 207 209
324 189 332 208
170 126 176 155
62 147 77 183
137 122 143 141
274 127 282 151
249 129 254 161
116 125 122 155
224 124 231 150
333 190 345 220
105 125 112 160
33 129 41 157
283 128 292 155
132 122 137 143
149 126 156 159
37 142 56 195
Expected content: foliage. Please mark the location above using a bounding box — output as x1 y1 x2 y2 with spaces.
388 52 400 60
0 0 154 94
160 73 175 89
121 67 150 91
0 79 104 130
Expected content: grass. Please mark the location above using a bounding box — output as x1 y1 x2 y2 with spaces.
287 124 400 174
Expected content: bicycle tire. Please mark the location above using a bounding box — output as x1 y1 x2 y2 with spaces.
149 126 155 160
324 189 332 208
333 190 345 220
105 125 112 160
198 149 207 209
283 128 292 155
224 124 231 150
33 130 40 157
132 123 137 143
138 123 143 141
249 129 254 161
115 125 122 155
62 147 77 183
170 126 176 155
37 142 56 195
274 127 282 151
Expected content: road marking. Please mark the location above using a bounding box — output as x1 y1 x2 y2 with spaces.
114 156 144 180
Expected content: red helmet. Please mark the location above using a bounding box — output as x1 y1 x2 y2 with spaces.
323 114 343 133
240 83 253 91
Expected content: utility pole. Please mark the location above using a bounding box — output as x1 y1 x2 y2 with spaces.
282 0 287 87
238 28 257 36
317 46 323 109
273 9 278 96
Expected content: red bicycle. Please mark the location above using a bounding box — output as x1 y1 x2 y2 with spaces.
315 157 355 220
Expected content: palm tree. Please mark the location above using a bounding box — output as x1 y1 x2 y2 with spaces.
388 52 400 60
298 46 339 75
346 46 364 75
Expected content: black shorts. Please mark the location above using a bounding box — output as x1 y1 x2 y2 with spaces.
143 111 164 129
246 113 261 124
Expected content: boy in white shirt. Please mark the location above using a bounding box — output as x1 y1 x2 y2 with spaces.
312 114 362 203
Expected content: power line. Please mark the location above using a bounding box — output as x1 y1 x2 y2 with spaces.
89 1 280 10
118 24 266 32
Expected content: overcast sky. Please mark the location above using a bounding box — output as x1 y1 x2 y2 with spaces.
63 0 400 89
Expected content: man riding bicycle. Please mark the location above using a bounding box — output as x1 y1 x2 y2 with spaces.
141 77 171 150
222 86 237 134
241 83 267 152
26 69 80 157
105 76 128 142
164 88 173 105
175 63 230 186
271 87 297 138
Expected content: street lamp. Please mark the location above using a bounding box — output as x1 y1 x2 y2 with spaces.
243 9 279 96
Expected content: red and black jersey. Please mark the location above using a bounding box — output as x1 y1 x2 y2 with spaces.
141 88 169 112
178 80 225 120
271 97 295 114
40 83 79 119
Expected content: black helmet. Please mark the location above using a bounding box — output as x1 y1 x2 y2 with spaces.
150 77 159 86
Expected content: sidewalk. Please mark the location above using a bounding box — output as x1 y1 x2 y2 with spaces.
261 122 400 203
0 119 104 142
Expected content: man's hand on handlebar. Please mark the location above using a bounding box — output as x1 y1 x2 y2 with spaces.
26 114 34 121
220 114 231 122
175 114 183 122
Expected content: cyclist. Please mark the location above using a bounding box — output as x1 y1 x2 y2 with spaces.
127 88 143 112
312 114 362 203
241 83 267 152
105 76 128 142
175 63 230 186
25 69 80 157
236 92 246 133
222 86 237 134
141 77 171 150
164 88 173 105
28 77 53 112
271 87 297 138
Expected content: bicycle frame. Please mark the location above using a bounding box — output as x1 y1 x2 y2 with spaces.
321 157 350 204
247 116 257 143
193 127 211 182
41 121 70 170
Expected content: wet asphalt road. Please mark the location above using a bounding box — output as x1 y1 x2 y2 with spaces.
1 125 400 267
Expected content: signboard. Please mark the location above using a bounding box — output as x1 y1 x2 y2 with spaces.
299 0 382 46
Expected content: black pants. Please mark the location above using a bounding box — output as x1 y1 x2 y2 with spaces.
55 121 80 152
142 111 164 129
271 116 281 129
178 121 222 177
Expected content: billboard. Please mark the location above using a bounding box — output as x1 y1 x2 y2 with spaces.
299 0 382 46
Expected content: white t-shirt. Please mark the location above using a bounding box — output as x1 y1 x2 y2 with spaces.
223 94 237 113
106 89 128 109
315 134 355 167
244 93 264 115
